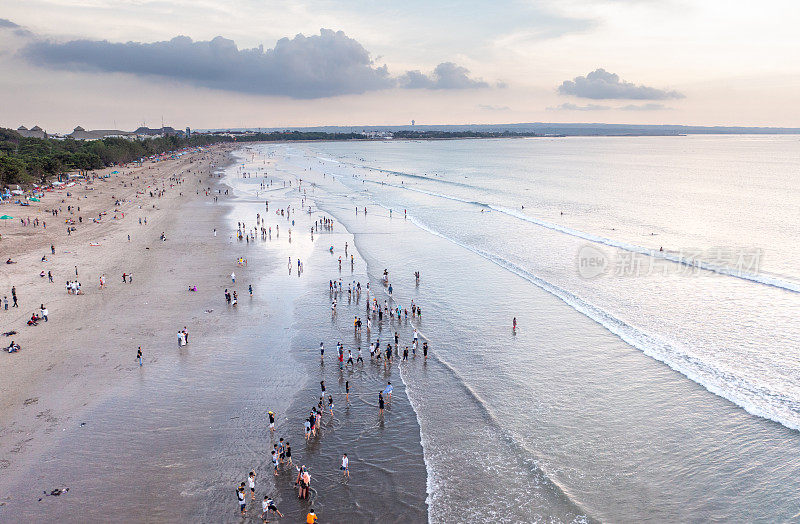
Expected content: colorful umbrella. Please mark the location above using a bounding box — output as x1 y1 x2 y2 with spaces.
0 215 13 219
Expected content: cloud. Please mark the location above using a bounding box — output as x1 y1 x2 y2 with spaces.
547 102 611 111
21 29 398 99
619 103 672 111
19 29 490 99
478 104 511 111
399 62 488 90
558 68 684 100
0 18 32 37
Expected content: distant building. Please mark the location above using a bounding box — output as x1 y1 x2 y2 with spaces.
67 126 134 140
134 126 178 138
16 125 47 139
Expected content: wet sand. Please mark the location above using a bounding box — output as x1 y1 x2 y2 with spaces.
0 145 428 522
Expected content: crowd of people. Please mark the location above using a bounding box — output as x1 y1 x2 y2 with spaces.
218 174 429 521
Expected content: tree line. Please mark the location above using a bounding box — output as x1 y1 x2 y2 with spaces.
0 128 230 186
0 129 378 186
0 127 533 186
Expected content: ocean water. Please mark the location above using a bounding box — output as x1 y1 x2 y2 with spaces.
254 136 800 522
5 137 798 523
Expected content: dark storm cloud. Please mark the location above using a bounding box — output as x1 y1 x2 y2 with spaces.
558 68 683 100
399 62 488 89
19 29 490 98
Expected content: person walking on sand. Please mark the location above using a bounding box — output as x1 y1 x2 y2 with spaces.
231 271 235 284
513 317 517 334
99 274 106 289
3 296 8 310
136 346 142 367
248 471 256 501
341 453 350 478
12 286 18 307
237 485 246 516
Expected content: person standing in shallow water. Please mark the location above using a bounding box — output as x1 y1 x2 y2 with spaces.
306 508 318 523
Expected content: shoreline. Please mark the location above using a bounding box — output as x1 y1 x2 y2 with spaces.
1 143 430 522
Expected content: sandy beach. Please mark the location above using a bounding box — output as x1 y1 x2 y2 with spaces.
0 144 428 521
0 144 237 487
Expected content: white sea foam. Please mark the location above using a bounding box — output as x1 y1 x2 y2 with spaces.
406 213 800 431
389 182 800 294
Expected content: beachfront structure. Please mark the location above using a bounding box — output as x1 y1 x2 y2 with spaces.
65 125 185 141
16 125 48 139
68 126 134 140
134 126 179 137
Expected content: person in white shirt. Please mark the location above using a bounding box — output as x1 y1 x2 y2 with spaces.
236 486 246 516
262 496 283 521
248 471 256 501
341 453 350 478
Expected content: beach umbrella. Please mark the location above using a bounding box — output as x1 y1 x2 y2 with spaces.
29 197 40 202
0 215 13 219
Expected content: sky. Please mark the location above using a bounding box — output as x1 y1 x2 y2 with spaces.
1 0 799 132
